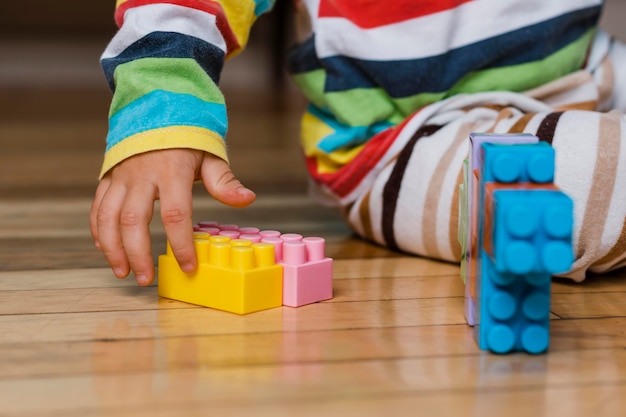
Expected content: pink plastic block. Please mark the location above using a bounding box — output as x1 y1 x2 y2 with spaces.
239 227 260 234
281 236 333 307
219 230 241 239
281 233 303 242
219 224 239 231
240 233 262 243
260 230 281 238
262 237 284 262
198 220 219 228
198 227 220 235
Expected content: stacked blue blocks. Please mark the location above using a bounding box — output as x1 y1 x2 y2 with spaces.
471 136 574 354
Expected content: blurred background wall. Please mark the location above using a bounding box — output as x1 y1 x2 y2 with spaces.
0 1 293 94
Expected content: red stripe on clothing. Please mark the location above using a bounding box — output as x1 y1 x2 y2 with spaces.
318 0 474 28
115 0 240 55
308 112 421 198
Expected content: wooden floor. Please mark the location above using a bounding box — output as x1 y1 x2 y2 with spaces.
2 46 626 417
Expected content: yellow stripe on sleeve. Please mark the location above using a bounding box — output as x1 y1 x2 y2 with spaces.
100 126 229 179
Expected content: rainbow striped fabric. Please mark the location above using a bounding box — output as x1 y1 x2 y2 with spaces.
290 0 602 199
100 0 602 187
100 0 275 177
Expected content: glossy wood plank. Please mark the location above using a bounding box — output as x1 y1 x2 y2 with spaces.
0 297 466 344
0 273 465 315
2 347 626 415
2 325 478 379
551 291 626 318
0 269 124 291
2 317 625 381
0 275 465 315
14 385 626 417
552 272 626 293
5 384 625 417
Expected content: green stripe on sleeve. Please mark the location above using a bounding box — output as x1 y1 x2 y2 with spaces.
109 57 225 117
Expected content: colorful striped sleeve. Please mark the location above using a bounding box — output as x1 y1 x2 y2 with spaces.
99 0 274 178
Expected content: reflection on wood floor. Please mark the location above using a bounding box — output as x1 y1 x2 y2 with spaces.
1 49 626 417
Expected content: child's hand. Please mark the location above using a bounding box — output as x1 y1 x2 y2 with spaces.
90 149 256 286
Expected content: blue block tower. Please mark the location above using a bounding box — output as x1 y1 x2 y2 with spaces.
460 133 538 326
466 136 574 354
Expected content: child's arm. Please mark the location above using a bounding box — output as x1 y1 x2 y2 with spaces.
91 0 274 286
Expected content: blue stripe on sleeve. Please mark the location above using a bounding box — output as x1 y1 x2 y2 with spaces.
101 32 225 91
106 90 227 151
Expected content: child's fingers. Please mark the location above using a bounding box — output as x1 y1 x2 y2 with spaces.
159 181 196 274
90 177 111 249
96 183 130 279
119 183 156 286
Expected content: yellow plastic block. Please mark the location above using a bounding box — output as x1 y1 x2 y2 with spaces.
158 236 283 314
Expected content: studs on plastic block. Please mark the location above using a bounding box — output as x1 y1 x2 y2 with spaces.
483 142 555 184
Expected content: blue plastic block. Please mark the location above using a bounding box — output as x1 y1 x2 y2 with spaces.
482 142 555 184
462 137 576 354
478 250 552 354
473 142 558 331
491 190 574 275
462 134 539 326
475 189 573 354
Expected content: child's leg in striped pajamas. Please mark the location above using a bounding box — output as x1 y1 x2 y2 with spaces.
336 35 626 281
341 102 625 281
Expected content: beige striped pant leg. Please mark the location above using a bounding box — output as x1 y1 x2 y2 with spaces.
342 102 626 282
533 109 626 281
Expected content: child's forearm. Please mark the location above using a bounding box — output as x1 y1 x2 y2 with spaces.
99 0 275 177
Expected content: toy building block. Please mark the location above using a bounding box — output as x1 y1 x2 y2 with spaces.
162 222 334 311
158 235 283 314
263 234 333 307
481 142 555 184
468 139 574 354
462 133 539 326
477 186 573 354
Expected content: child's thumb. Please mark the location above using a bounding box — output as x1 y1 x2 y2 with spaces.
199 154 256 208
